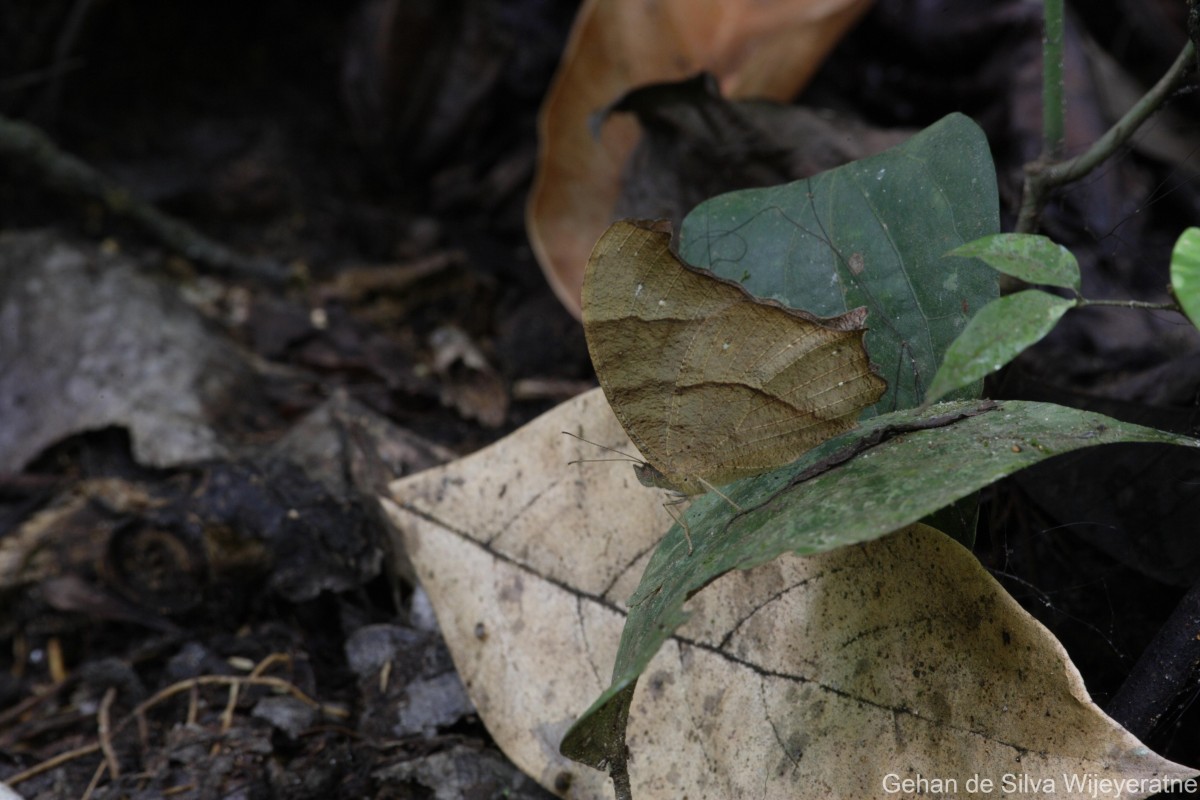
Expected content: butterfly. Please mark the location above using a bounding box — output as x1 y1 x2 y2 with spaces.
580 219 886 524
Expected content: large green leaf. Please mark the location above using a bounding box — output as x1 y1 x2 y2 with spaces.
679 112 999 415
561 399 1198 773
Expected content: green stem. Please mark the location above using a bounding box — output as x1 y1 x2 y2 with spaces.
1077 298 1181 312
1017 38 1197 233
1040 40 1196 187
1042 0 1065 159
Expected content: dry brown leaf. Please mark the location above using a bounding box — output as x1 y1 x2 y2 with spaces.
382 389 1196 799
527 0 873 317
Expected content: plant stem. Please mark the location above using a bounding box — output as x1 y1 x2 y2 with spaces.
1191 1 1200 69
1107 578 1200 740
1077 298 1181 311
0 113 292 285
1016 39 1197 233
1041 0 1065 159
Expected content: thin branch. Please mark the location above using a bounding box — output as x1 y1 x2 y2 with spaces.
1041 0 1065 159
80 758 108 800
128 674 343 721
1106 578 1200 740
0 113 292 285
0 59 84 94
1017 39 1197 233
5 673 346 789
3 742 101 786
41 0 97 120
1077 298 1181 311
97 686 120 779
1191 1 1200 71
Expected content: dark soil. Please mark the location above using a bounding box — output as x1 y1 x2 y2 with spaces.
1 1 1198 797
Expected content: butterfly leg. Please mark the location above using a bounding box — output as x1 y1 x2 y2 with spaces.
662 495 694 554
696 478 743 512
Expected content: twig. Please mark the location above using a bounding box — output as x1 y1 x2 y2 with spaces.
79 759 107 800
247 652 292 678
3 742 101 786
0 682 69 733
0 60 84 94
0 113 291 285
220 653 292 733
128 675 344 722
6 673 346 789
1106 578 1200 740
97 687 120 779
42 0 98 120
186 684 199 727
48 637 66 684
1191 1 1200 71
1017 39 1197 233
219 682 240 733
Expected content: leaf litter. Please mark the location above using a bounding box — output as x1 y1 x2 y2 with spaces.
388 389 1199 799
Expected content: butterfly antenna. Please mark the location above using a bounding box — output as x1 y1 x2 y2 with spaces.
561 431 643 463
562 430 700 556
566 456 646 467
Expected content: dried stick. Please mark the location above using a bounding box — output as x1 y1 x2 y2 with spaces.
5 673 346 789
41 0 98 119
1106 578 1200 740
79 759 107 800
3 742 101 786
0 113 291 285
97 687 120 779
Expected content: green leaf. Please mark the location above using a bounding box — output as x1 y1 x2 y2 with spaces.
925 290 1075 405
1170 227 1200 331
680 112 1000 415
560 400 1198 771
948 233 1081 291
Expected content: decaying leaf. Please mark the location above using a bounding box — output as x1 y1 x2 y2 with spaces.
603 522 1197 799
528 0 873 317
0 231 266 472
428 325 509 428
384 388 668 798
383 388 1197 799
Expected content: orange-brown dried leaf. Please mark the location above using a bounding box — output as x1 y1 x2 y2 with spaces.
528 0 873 317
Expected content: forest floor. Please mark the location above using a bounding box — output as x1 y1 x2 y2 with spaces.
1 2 1198 798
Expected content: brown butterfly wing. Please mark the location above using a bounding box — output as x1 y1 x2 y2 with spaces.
582 219 885 494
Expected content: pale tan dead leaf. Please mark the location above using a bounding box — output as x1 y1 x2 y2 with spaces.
384 388 667 797
382 388 1196 799
527 0 873 318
